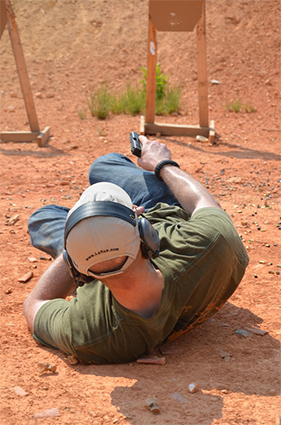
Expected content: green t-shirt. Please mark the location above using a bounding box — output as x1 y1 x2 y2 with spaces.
33 206 249 364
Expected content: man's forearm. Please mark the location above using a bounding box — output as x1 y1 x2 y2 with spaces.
160 165 221 216
137 136 221 216
23 254 74 318
27 254 74 301
23 254 75 333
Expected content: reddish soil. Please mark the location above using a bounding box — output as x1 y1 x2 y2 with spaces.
0 1 280 424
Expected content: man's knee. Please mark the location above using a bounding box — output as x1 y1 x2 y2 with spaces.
88 153 134 184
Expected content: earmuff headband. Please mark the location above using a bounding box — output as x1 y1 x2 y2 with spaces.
64 201 136 247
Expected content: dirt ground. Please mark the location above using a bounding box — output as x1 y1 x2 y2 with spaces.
0 1 280 424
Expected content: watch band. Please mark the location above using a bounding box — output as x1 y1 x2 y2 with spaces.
154 160 180 181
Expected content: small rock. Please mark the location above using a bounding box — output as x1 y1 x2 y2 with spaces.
28 257 37 263
196 135 209 142
6 214 19 225
18 271 33 283
145 397 160 415
235 329 252 338
227 177 242 184
219 350 232 359
211 79 220 85
245 327 268 336
187 383 199 393
38 362 57 374
35 92 43 98
34 408 60 418
11 386 28 397
46 92 55 98
66 355 79 365
168 392 190 404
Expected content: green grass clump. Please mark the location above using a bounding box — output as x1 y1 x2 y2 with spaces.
156 86 182 115
125 83 146 115
81 63 183 120
225 92 256 113
87 83 111 120
225 98 242 113
77 108 87 119
110 92 128 115
141 62 168 102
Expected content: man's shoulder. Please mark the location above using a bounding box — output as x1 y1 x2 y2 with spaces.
144 203 189 222
144 204 232 228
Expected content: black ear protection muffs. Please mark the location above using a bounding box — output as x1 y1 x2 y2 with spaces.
63 201 160 285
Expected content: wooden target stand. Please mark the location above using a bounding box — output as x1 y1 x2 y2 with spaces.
0 0 50 147
140 0 215 143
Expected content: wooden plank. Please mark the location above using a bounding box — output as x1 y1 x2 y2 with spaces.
209 120 215 143
145 15 157 124
144 122 210 138
0 0 7 39
196 1 209 128
0 131 39 142
5 0 40 132
37 126 50 147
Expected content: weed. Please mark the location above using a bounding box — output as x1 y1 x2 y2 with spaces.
244 104 256 113
225 98 242 113
155 86 182 115
110 92 127 115
225 91 256 113
141 62 168 101
86 64 184 119
87 83 111 119
77 108 87 119
125 83 146 115
164 86 182 114
97 127 107 137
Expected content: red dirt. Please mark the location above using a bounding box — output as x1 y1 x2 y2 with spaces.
0 1 280 424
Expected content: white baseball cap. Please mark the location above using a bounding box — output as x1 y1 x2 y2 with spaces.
65 183 140 278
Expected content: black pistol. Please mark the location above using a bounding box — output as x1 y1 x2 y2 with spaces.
130 131 142 158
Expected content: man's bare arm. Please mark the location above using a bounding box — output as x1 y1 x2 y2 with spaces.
138 136 221 216
23 254 74 334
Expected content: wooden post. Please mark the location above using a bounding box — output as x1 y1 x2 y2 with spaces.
0 0 7 39
4 0 40 132
196 1 209 128
141 0 214 141
145 15 157 124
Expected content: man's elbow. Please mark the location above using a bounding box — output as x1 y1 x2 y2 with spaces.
23 297 34 334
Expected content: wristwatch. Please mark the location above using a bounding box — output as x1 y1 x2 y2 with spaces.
154 159 180 181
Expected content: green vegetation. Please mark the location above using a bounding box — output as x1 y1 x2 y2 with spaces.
225 92 256 113
125 83 146 116
81 63 183 120
87 83 111 120
77 108 87 120
155 86 182 115
141 62 168 102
